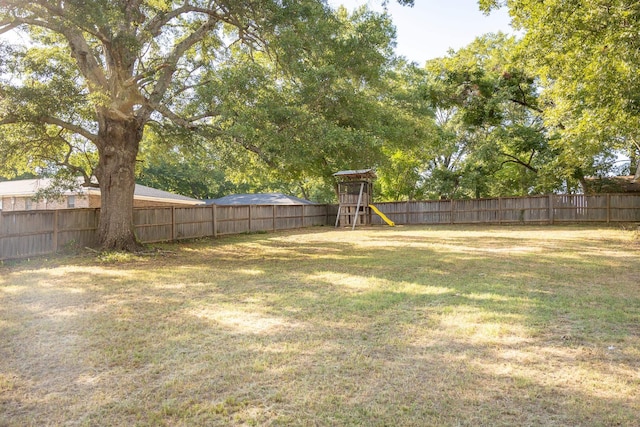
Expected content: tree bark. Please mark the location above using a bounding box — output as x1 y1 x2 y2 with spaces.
94 115 143 251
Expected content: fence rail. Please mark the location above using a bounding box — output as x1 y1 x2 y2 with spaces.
1 194 639 261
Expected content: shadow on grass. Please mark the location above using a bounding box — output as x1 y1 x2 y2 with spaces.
1 226 639 425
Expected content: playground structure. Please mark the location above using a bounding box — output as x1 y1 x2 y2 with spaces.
333 169 395 229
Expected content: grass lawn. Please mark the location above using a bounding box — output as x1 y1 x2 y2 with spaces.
1 225 639 426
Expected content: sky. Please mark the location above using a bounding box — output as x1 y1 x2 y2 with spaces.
328 0 514 65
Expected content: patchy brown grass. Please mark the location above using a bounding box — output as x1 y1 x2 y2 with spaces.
1 225 639 426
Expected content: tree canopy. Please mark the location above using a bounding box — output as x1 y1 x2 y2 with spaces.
480 0 640 180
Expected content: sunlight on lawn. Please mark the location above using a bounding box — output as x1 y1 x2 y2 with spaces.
308 271 453 295
1 225 638 426
455 245 544 254
193 306 303 334
472 345 640 401
233 268 264 276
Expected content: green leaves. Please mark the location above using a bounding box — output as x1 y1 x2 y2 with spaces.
487 0 640 182
171 5 404 195
411 33 563 198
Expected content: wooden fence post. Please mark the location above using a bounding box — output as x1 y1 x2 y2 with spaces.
606 193 611 223
273 205 277 231
248 205 252 232
52 210 59 253
548 194 554 225
212 204 218 238
450 199 455 224
171 206 176 241
406 201 410 225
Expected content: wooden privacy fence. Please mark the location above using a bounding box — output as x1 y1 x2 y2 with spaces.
1 194 639 261
369 194 640 226
0 204 329 261
134 204 329 243
0 209 99 261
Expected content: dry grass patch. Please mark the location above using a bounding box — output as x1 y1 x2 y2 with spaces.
1 225 639 426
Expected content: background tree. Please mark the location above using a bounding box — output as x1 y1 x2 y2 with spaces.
374 61 438 201
420 33 559 198
480 0 640 182
136 126 237 200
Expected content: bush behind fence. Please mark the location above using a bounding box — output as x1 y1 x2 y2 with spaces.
1 194 639 261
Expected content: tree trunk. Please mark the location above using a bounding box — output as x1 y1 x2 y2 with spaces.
94 116 143 251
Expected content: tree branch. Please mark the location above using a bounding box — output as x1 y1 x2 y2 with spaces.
62 28 109 91
41 116 99 143
142 4 203 39
2 2 109 91
0 114 98 144
55 132 95 185
143 17 220 116
1 16 62 35
0 20 21 35
508 97 543 113
145 100 220 128
232 136 278 168
499 152 538 173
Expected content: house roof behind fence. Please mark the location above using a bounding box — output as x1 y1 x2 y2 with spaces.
0 178 72 196
0 178 201 205
133 184 201 204
205 193 316 205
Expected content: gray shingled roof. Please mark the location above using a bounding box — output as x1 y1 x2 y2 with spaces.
0 178 201 204
206 193 315 205
133 184 201 203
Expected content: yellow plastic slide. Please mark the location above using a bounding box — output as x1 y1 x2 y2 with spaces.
369 204 395 227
